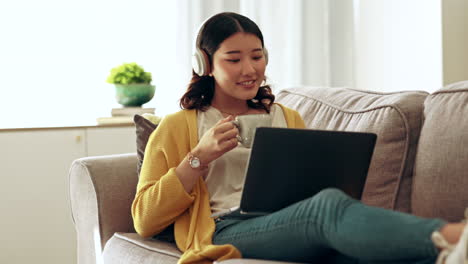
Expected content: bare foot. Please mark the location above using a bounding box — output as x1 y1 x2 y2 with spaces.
438 223 467 245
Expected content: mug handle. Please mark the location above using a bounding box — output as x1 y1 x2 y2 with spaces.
230 119 243 143
231 118 239 128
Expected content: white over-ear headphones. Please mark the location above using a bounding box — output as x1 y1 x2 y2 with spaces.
191 16 269 77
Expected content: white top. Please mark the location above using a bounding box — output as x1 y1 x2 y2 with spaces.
197 104 288 213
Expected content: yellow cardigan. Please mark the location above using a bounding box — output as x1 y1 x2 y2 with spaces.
132 103 306 264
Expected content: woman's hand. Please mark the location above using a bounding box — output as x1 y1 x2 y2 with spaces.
192 115 239 166
175 115 239 193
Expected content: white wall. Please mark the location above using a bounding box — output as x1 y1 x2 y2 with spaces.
328 0 355 87
0 0 179 129
353 0 443 92
442 0 468 85
3 0 465 130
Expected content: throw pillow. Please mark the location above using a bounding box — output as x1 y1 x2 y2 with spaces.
276 86 429 212
134 114 158 176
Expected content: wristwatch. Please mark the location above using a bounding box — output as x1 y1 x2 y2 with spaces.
187 152 201 169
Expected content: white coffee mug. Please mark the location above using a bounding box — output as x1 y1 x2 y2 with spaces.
232 114 272 148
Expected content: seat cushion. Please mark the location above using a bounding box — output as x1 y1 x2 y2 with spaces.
103 232 181 264
276 87 428 212
412 81 468 221
216 259 308 264
103 233 306 264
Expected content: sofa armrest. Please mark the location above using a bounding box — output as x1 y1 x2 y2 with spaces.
69 153 138 264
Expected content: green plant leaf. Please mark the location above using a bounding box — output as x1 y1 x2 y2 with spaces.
106 62 153 85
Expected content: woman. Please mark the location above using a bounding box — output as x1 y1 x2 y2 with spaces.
132 12 467 264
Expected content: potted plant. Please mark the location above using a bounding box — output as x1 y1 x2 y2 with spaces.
106 62 155 107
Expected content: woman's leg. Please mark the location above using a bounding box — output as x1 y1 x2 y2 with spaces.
213 188 445 263
327 252 437 264
327 251 436 264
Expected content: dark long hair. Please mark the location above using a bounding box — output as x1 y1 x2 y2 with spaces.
180 12 275 112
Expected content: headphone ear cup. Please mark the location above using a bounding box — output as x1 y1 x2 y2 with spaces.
264 47 269 65
192 48 211 76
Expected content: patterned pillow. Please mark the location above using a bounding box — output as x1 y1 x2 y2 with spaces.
133 114 158 176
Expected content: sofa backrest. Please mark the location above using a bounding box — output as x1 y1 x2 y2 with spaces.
412 81 468 222
276 87 428 212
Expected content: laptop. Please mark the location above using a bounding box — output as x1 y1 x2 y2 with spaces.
210 127 377 219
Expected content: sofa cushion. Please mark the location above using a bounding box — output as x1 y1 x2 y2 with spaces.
216 259 308 264
412 81 468 222
276 87 428 212
103 232 181 264
134 114 158 176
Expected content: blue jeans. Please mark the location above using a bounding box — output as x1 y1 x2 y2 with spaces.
213 188 446 264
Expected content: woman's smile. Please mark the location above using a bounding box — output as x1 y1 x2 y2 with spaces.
237 79 256 88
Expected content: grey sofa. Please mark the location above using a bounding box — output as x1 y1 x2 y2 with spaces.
69 83 468 264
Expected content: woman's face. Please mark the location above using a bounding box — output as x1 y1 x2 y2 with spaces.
210 32 266 104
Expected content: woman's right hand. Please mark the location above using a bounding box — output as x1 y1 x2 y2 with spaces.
175 115 239 193
192 115 239 166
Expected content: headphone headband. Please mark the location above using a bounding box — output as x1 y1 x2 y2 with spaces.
192 17 212 76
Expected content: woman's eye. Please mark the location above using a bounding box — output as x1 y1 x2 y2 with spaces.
253 56 263 60
226 59 240 63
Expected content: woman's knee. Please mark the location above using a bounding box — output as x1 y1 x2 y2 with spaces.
314 188 348 201
278 188 356 224
310 188 355 211
287 188 357 234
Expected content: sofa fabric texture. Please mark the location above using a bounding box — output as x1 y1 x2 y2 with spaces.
276 87 428 212
69 153 139 264
412 81 468 222
103 233 181 264
69 84 468 264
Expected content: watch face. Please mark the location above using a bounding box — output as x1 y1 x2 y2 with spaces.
190 157 201 168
